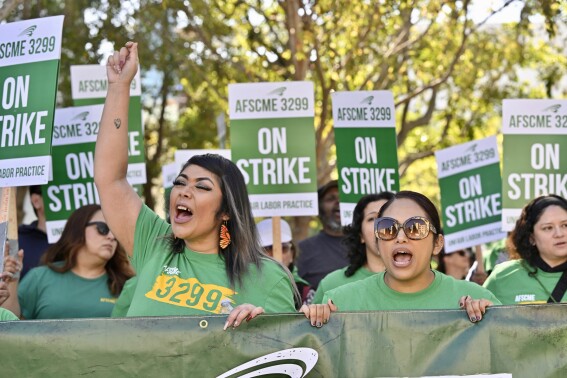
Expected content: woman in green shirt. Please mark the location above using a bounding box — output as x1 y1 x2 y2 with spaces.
312 192 394 304
18 204 134 319
302 191 499 326
96 42 297 327
484 195 567 304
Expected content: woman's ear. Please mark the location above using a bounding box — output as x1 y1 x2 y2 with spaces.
432 235 444 256
222 214 230 222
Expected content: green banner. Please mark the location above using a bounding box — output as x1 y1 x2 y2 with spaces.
0 16 64 186
1 305 566 377
435 136 506 252
229 82 318 217
332 90 399 225
501 99 567 231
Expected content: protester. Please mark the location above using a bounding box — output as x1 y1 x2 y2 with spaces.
312 192 394 304
484 195 567 304
18 185 51 279
0 248 22 321
0 282 18 320
297 180 349 289
16 204 133 319
256 218 311 307
95 42 297 327
436 247 475 280
301 191 500 327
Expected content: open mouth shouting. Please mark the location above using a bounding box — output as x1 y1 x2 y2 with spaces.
174 204 193 223
392 248 413 268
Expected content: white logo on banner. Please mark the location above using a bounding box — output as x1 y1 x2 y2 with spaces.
217 348 318 378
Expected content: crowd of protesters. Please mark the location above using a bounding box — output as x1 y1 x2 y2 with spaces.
3 41 567 327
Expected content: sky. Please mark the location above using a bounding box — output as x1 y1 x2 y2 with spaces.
470 0 524 24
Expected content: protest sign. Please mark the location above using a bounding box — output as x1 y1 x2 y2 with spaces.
332 90 399 225
436 136 506 252
501 99 567 231
229 82 318 217
44 104 103 243
0 16 64 186
70 64 146 184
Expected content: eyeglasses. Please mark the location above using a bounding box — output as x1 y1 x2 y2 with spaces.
374 216 437 241
86 221 110 236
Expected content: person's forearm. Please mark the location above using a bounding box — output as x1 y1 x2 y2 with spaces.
94 82 131 186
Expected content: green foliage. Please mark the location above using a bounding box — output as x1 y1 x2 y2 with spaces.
2 0 565 217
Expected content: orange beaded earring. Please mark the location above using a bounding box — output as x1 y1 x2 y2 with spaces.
219 220 231 249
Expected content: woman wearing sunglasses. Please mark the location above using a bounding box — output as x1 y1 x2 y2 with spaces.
436 247 475 280
302 191 500 326
312 192 394 304
94 42 297 327
16 204 134 319
484 195 567 304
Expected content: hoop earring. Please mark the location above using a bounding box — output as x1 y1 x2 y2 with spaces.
220 221 231 249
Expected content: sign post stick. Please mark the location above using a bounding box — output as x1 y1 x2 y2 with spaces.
272 216 282 263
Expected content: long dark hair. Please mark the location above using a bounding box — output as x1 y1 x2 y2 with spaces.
165 154 298 294
41 204 134 296
377 190 444 246
344 192 394 277
510 195 567 267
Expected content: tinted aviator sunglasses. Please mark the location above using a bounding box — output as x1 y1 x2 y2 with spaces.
374 216 437 241
86 221 111 236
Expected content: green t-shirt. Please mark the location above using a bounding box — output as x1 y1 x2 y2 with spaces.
323 270 501 311
313 267 374 304
127 205 296 316
111 276 138 317
18 266 116 319
291 265 310 286
483 259 565 305
484 238 509 273
0 308 18 321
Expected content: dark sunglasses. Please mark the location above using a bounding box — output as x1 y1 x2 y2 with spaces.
86 221 110 236
374 216 437 241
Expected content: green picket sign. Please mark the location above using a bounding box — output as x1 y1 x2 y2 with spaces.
440 164 503 230
436 136 506 252
501 99 567 231
332 90 399 225
231 118 316 194
335 128 399 199
0 16 64 186
43 104 103 243
70 64 146 184
229 82 318 217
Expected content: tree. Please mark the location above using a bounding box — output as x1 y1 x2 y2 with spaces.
173 0 565 237
2 0 565 239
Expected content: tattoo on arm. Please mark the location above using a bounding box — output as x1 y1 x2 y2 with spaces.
114 118 121 129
